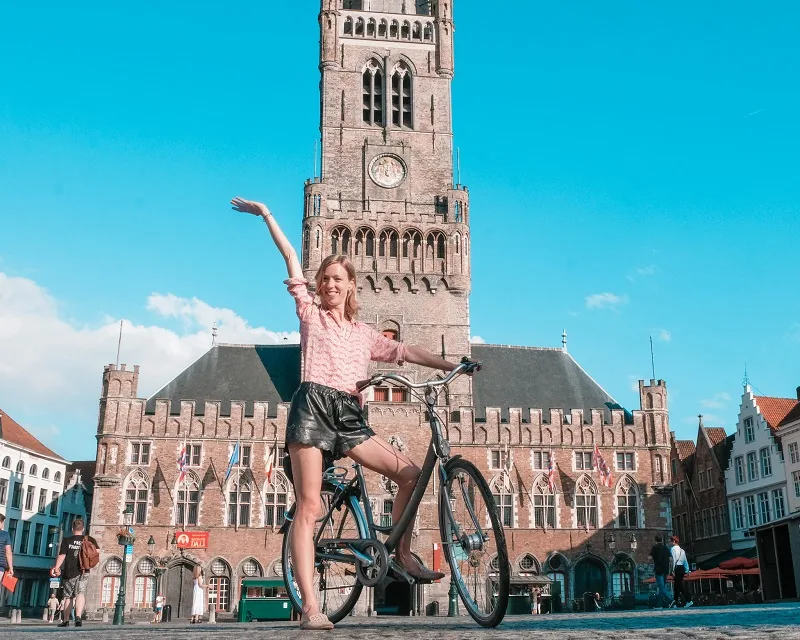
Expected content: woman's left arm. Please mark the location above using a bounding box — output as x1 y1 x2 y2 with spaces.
403 345 459 372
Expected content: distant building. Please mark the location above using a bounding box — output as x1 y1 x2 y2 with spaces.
62 461 96 533
0 409 68 615
776 390 800 514
725 386 798 550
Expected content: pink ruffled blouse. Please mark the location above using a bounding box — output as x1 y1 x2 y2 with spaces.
285 278 408 398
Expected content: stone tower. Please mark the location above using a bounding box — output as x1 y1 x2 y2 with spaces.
95 364 140 482
639 379 669 446
304 0 472 405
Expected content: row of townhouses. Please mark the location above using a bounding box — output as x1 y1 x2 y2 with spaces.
0 410 94 614
670 385 800 575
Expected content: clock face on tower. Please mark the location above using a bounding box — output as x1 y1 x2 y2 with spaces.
369 154 407 189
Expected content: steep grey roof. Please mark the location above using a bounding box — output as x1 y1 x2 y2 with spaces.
470 344 627 423
146 344 301 417
146 343 626 423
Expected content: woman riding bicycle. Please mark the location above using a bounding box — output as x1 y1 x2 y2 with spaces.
232 197 463 630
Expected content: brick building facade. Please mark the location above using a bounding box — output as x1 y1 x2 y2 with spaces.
84 0 673 618
670 420 733 567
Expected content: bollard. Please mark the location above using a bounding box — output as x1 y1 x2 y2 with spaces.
43 607 49 621
208 604 216 624
102 610 110 623
13 609 21 624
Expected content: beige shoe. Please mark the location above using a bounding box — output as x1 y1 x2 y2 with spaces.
300 612 334 630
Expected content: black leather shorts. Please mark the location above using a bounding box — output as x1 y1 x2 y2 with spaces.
284 382 375 468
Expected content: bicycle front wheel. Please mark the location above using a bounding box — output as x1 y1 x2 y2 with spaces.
438 457 510 627
282 485 366 623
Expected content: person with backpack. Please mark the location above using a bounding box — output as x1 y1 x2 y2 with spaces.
51 518 100 627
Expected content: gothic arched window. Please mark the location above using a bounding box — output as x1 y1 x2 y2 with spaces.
175 471 201 527
423 22 433 41
489 474 515 528
355 17 364 36
367 18 376 37
391 62 413 129
362 59 384 126
426 231 445 259
228 473 252 527
616 476 639 529
575 475 598 529
379 229 399 258
412 22 422 40
125 470 150 525
390 20 399 38
402 229 422 259
16 461 24 474
1 457 10 469
355 228 375 257
378 19 387 37
344 16 353 35
264 471 291 528
532 475 556 529
401 20 410 39
331 226 352 255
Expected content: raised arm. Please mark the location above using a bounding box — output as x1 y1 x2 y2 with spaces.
231 197 303 280
403 345 460 372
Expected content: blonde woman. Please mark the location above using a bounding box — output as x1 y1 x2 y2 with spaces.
190 565 205 623
231 197 464 630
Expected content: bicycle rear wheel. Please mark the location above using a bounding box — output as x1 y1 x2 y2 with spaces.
282 485 366 623
438 457 510 627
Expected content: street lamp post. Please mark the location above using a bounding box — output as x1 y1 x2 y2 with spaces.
113 506 136 626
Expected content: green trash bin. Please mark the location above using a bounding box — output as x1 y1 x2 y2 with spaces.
237 577 293 622
506 593 532 615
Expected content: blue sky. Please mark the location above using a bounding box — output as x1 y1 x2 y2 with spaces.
1 1 798 460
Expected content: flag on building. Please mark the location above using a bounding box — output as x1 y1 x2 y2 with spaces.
176 442 188 485
265 441 278 484
224 441 240 483
593 444 612 487
547 450 556 491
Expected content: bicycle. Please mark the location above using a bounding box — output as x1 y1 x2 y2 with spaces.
279 358 511 628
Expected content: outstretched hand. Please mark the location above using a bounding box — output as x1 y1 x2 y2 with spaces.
231 197 268 218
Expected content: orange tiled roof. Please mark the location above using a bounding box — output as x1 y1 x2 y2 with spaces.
704 427 728 447
0 408 64 460
675 440 695 461
755 396 800 431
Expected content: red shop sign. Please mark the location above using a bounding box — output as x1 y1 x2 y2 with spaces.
175 531 210 549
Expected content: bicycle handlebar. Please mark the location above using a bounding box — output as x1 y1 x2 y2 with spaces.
356 357 482 392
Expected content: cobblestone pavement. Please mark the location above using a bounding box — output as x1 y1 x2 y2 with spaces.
3 604 800 639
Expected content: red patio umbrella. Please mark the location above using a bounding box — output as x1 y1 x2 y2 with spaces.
720 557 759 570
643 575 674 584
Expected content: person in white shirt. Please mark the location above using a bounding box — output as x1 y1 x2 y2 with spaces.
668 536 693 608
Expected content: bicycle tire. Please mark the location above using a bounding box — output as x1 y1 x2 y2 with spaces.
282 484 366 623
438 457 510 627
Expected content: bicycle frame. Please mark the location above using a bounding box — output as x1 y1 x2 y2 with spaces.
308 364 487 575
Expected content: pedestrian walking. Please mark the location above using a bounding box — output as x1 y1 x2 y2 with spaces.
51 517 100 628
152 592 165 624
47 591 59 622
532 586 541 614
668 536 693 608
190 566 205 623
650 534 672 608
230 196 466 631
0 514 14 587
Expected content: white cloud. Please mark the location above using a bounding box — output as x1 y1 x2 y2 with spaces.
657 329 672 342
700 392 731 410
636 265 656 277
0 272 298 453
470 336 486 344
585 292 629 311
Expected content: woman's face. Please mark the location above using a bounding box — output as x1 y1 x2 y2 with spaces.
320 262 353 309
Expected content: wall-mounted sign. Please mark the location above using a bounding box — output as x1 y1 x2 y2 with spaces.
176 531 209 549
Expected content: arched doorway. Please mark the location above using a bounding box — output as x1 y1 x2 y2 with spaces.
163 560 195 619
573 557 607 601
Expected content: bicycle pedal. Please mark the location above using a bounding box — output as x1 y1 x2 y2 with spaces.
389 561 414 584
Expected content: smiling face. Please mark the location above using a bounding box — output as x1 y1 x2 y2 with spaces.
319 262 354 310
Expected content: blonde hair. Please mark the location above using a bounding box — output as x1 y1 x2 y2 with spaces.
315 254 359 321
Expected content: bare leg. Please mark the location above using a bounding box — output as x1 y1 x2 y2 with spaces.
347 437 443 579
75 593 85 619
288 443 325 617
61 598 73 623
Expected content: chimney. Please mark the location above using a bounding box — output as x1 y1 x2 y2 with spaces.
796 386 800 401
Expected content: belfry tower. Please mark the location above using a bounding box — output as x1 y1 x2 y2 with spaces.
303 0 472 405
